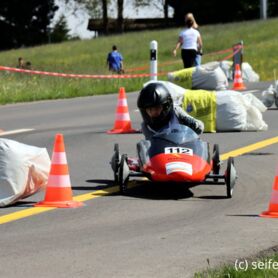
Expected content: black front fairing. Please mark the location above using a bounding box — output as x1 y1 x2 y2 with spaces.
149 125 210 162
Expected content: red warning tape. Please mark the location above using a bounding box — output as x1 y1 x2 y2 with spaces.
0 46 242 78
218 45 243 62
126 46 242 73
0 66 167 79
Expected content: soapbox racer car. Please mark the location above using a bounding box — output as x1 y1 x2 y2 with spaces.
111 125 237 198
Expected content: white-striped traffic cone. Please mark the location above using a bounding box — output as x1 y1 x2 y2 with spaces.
107 87 137 134
260 165 278 218
35 134 83 208
232 64 246 90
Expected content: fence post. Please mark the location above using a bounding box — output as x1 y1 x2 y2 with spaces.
150 40 157 81
232 40 243 78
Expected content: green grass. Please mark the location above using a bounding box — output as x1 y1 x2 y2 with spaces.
194 253 278 277
0 17 278 104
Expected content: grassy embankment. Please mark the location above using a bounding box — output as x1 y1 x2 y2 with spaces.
0 17 277 104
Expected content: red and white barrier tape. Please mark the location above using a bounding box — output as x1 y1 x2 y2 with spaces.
0 46 242 78
0 66 167 79
126 45 243 73
218 45 243 62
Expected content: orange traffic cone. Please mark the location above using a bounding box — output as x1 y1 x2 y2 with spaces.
232 64 246 90
35 134 83 208
260 166 278 218
107 87 137 134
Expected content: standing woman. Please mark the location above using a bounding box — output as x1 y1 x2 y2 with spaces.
185 13 202 66
173 15 202 68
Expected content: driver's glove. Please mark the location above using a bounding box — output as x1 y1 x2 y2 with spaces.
195 120 204 134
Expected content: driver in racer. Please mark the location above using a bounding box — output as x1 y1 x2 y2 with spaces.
137 82 204 139
136 82 204 167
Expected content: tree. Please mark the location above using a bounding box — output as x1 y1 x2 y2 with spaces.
67 0 125 34
102 0 108 34
50 15 70 43
117 0 124 32
134 0 171 19
65 0 109 33
0 0 58 50
66 0 172 34
168 0 278 25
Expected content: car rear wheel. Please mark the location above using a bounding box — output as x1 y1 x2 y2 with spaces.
119 154 129 194
212 144 220 182
112 143 120 184
275 96 278 108
225 157 236 198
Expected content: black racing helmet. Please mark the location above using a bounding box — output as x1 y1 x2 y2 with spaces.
137 83 173 130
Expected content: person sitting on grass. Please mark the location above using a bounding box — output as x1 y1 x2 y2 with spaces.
17 57 32 70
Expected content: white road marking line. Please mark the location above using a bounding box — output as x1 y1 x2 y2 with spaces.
243 89 260 93
0 129 34 136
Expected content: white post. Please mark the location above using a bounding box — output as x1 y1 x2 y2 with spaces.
260 0 267 20
150 40 158 81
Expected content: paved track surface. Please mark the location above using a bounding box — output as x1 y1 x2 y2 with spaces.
0 82 277 278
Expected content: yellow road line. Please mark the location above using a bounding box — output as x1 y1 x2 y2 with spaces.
73 186 119 202
0 207 55 225
0 186 119 225
220 136 278 161
0 136 277 225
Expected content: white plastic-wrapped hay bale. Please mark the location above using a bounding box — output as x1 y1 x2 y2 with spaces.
219 61 260 82
168 62 228 91
216 90 267 131
0 139 50 207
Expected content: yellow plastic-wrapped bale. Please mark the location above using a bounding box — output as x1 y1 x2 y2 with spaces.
182 90 217 133
168 62 228 90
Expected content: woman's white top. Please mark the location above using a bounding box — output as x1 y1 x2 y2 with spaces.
179 28 200 50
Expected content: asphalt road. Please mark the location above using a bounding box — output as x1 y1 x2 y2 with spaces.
0 82 277 278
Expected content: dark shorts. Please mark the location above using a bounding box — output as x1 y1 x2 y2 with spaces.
181 49 197 68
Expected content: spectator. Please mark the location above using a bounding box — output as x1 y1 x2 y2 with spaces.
185 13 203 66
17 57 25 69
17 57 32 70
173 15 203 68
107 45 124 74
25 61 32 70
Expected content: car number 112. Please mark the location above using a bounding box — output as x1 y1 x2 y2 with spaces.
165 147 193 155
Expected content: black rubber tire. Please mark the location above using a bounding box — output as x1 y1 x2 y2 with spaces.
113 143 120 184
119 154 128 194
275 97 278 108
212 144 220 182
226 157 235 198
